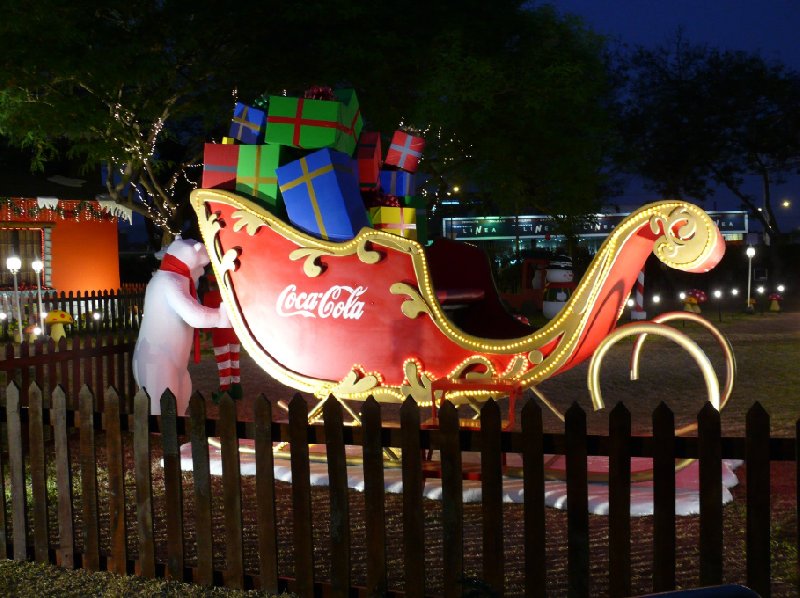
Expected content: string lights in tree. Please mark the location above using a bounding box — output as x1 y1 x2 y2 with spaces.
397 120 472 214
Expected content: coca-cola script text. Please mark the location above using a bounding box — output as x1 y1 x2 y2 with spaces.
276 284 367 319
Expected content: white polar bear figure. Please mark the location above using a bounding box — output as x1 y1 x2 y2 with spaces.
133 239 230 416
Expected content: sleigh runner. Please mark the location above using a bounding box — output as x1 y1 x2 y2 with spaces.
190 189 732 428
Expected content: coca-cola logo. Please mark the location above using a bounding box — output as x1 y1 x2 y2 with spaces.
276 284 367 320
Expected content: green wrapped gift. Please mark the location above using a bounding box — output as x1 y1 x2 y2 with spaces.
403 195 428 244
235 144 283 213
265 88 362 155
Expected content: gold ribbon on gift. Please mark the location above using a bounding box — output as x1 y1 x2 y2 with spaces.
372 206 417 238
232 105 262 137
236 146 277 199
279 158 339 239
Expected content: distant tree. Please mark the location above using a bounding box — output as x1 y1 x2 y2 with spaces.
0 1 615 246
618 34 800 242
414 6 617 223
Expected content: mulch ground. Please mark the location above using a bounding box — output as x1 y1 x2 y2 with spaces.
187 310 800 595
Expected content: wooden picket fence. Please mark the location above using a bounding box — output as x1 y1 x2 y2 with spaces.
0 335 136 410
0 285 145 340
0 381 791 597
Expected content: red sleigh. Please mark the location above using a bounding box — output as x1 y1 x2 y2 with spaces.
191 190 733 429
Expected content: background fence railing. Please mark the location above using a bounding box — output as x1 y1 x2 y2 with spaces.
0 335 136 410
0 285 145 341
0 383 789 597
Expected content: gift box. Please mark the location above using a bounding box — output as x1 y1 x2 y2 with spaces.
356 131 382 190
230 102 266 144
235 144 282 212
403 195 428 244
202 143 240 190
385 130 425 172
276 148 369 241
335 88 363 154
369 206 417 240
379 169 416 196
265 88 362 155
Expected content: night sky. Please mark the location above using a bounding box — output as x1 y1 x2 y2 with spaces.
543 0 800 229
544 0 800 69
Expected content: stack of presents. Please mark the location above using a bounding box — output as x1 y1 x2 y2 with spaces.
201 86 427 243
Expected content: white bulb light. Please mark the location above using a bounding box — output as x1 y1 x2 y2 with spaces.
6 256 21 272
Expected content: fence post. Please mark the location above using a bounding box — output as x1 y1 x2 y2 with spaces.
440 400 463 598
219 394 244 589
323 396 351 596
698 402 722 586
189 393 213 586
161 390 185 582
79 385 100 571
133 388 155 577
400 396 425 598
289 394 314 597
609 402 631 597
52 386 74 568
481 399 504 595
0 388 7 559
361 396 388 597
28 383 49 563
105 387 127 575
522 399 545 598
565 401 589 598
254 395 279 592
652 402 676 592
7 382 28 561
746 401 770 596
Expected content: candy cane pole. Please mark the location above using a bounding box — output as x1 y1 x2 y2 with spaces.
631 268 646 320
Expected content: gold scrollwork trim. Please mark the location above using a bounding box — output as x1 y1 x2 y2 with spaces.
356 238 383 264
401 360 435 407
390 283 432 319
329 368 381 396
231 209 266 236
501 355 529 379
289 247 333 278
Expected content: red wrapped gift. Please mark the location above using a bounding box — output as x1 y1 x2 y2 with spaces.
202 143 240 190
356 131 382 190
385 130 425 173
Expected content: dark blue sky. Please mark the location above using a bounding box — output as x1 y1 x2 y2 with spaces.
544 0 800 69
543 1 800 229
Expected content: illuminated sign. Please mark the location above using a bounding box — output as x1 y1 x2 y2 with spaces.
443 211 748 240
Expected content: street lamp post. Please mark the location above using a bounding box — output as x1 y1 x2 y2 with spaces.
713 289 722 322
745 246 755 314
31 259 45 332
6 256 23 343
